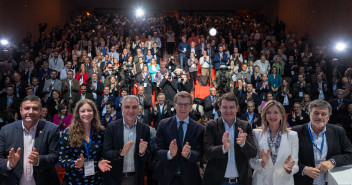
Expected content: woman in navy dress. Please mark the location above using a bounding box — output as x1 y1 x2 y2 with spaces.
59 99 111 185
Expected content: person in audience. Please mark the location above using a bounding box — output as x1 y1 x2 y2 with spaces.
292 99 352 185
292 73 311 103
101 102 118 127
61 70 80 111
97 86 116 116
259 91 275 113
0 95 61 185
250 100 298 185
178 36 191 71
199 50 211 77
136 86 153 118
53 103 72 131
188 52 199 86
268 67 282 98
40 106 51 121
148 58 160 97
103 95 151 185
239 83 259 114
42 70 62 102
204 87 220 120
0 85 21 112
152 93 171 129
311 73 329 100
72 84 94 106
241 101 261 128
58 99 111 184
301 93 311 114
256 73 272 102
76 63 89 85
287 102 310 127
214 45 228 71
254 54 271 74
87 73 104 103
159 71 178 107
178 74 192 93
203 92 257 185
330 89 351 126
154 91 204 185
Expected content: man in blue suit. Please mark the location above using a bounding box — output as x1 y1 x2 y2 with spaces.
154 91 204 185
0 95 60 185
214 45 228 71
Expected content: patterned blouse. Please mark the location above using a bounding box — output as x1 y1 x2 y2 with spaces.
267 128 282 164
58 128 104 185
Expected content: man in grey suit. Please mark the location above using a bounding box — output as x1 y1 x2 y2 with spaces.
0 95 60 185
61 70 80 111
42 70 62 102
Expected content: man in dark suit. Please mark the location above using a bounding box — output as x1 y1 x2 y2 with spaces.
204 87 220 119
152 93 171 129
61 70 80 111
287 102 310 127
72 84 94 106
240 101 261 128
136 86 153 118
203 93 257 185
330 89 351 125
239 83 259 114
292 99 352 185
159 72 178 107
255 73 271 102
87 73 104 103
103 95 151 185
154 91 204 185
0 85 21 112
214 45 228 71
0 95 60 185
97 86 116 116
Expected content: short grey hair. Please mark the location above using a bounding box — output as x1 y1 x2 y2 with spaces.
308 99 332 116
121 95 140 107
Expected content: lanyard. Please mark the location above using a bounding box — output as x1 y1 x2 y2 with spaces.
83 128 93 158
308 123 325 156
247 112 254 124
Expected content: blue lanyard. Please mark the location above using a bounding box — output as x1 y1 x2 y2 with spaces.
308 123 325 156
83 128 93 158
247 112 254 124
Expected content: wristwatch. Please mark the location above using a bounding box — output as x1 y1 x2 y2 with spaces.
329 158 336 166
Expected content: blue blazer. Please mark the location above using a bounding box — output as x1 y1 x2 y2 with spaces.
0 120 60 185
154 116 204 185
214 52 228 70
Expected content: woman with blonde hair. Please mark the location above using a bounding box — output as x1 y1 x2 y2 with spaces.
250 100 298 185
58 99 111 184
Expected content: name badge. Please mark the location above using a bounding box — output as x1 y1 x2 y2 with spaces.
291 71 295 75
299 91 303 97
84 159 95 177
144 82 147 87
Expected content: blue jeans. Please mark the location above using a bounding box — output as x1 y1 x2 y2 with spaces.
179 53 188 71
221 182 241 185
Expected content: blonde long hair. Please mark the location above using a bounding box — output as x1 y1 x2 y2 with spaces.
260 100 289 133
69 99 105 147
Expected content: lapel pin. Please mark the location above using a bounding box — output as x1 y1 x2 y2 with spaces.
40 130 42 134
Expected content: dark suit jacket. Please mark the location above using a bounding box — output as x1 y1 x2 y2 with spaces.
255 81 271 101
0 96 21 112
72 93 94 106
61 78 80 102
203 118 257 185
151 104 171 129
292 124 352 185
330 98 351 125
154 116 204 185
0 120 60 185
239 92 259 114
203 95 219 119
103 119 151 185
240 112 261 128
137 94 153 117
87 80 104 101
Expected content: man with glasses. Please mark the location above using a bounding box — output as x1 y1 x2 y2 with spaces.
154 91 204 185
292 99 352 185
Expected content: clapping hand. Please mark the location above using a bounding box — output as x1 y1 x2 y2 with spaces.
283 155 295 173
261 149 270 168
75 153 84 169
120 141 134 156
139 139 148 155
8 147 21 168
98 160 112 172
303 166 320 179
28 148 39 165
169 139 178 157
222 132 231 152
317 160 335 174
181 142 191 158
236 128 247 145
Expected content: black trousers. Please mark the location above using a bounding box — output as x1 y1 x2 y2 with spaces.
189 71 198 86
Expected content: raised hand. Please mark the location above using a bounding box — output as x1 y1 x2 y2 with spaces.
8 147 21 168
28 148 39 165
236 127 247 145
98 160 112 172
261 149 270 168
169 139 178 158
181 142 191 158
139 139 148 155
120 141 134 156
222 132 231 152
75 153 84 169
283 155 295 173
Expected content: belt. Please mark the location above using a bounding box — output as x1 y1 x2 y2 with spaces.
122 172 135 177
224 177 240 184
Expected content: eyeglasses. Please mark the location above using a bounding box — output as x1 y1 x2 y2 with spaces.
176 103 191 108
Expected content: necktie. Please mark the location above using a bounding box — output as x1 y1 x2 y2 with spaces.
212 96 215 104
178 121 184 147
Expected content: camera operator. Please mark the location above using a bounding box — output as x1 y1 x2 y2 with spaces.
159 71 178 106
166 56 177 73
122 61 136 95
178 74 192 93
213 65 234 96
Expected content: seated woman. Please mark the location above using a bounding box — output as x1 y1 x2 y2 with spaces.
58 99 111 184
53 103 72 131
250 100 298 185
